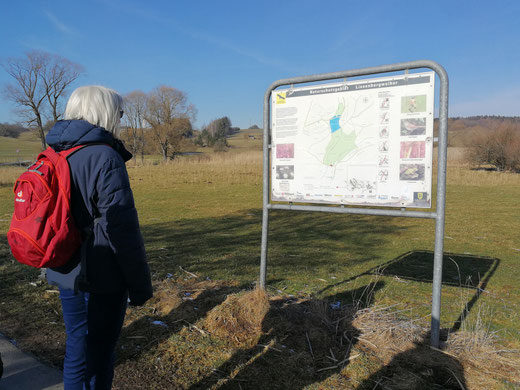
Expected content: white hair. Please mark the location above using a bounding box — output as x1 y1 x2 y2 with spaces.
64 85 123 134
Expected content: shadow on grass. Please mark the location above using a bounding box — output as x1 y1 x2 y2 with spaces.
189 282 385 390
356 330 468 389
113 210 406 385
319 250 499 332
136 212 493 388
377 251 500 333
140 209 408 282
320 251 498 291
319 250 499 389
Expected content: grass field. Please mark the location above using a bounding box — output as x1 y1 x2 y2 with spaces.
0 131 519 389
0 132 42 163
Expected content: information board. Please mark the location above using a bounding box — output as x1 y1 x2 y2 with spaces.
271 72 435 208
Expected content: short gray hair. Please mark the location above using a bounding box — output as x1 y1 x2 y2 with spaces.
64 85 123 133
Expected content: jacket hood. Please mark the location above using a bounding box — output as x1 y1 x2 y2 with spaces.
46 120 132 161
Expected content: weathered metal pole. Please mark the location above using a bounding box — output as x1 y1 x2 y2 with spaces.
430 62 449 348
260 86 271 288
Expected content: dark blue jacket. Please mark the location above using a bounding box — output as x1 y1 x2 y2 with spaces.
45 120 152 305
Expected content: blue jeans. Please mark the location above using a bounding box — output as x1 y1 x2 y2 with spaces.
59 288 128 390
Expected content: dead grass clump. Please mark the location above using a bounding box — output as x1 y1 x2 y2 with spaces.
445 330 520 388
205 288 269 346
150 279 183 316
352 304 426 363
122 278 238 329
350 306 468 388
350 304 520 389
150 278 239 317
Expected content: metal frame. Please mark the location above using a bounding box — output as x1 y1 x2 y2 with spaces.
260 60 449 347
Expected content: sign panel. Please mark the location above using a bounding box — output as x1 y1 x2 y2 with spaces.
271 72 435 208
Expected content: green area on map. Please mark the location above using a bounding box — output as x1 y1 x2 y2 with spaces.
323 101 357 166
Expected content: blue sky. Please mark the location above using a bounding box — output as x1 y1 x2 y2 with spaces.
1 0 519 129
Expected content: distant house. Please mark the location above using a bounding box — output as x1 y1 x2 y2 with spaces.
248 135 256 140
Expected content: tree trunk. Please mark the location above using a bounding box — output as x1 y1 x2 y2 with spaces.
38 129 47 150
162 146 168 161
35 113 47 150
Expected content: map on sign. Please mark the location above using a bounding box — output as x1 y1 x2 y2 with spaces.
271 72 435 208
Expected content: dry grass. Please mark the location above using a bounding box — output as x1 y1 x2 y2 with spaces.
199 281 520 389
442 285 520 389
431 147 520 186
446 164 520 186
352 305 425 357
350 301 520 389
0 149 263 188
136 147 520 188
205 288 269 346
149 279 183 316
446 330 520 389
0 166 24 187
2 147 519 189
131 147 520 190
128 151 262 186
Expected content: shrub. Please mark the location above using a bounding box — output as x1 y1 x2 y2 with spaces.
197 117 233 149
212 139 228 153
0 123 27 138
466 123 520 172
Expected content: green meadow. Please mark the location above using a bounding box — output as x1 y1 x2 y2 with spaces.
0 131 42 164
0 130 519 388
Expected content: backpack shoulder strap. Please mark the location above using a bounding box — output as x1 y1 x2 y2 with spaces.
37 145 84 166
43 143 112 164
59 145 88 159
60 143 113 159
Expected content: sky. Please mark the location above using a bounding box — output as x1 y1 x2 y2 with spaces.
0 0 519 129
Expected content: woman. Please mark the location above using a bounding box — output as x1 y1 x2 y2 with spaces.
46 85 153 389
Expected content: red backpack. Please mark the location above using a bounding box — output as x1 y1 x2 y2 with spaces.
7 145 85 268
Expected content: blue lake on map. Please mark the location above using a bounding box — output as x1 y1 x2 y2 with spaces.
330 115 341 133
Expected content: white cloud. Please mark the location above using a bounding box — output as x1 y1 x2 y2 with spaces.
44 10 74 35
186 29 304 74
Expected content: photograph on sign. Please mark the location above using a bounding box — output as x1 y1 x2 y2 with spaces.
270 72 435 208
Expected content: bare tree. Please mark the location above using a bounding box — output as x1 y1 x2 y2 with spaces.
3 52 47 149
41 55 83 123
122 90 147 164
2 50 84 150
144 85 196 161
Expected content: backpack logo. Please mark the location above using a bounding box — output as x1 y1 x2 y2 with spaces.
15 191 25 203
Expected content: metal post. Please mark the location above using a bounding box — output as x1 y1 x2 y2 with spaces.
259 87 271 288
430 63 449 348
